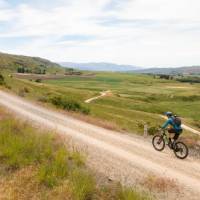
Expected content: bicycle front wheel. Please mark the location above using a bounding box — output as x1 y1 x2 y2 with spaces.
174 142 189 159
152 135 165 151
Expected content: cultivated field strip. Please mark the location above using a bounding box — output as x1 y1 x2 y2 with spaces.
0 90 200 199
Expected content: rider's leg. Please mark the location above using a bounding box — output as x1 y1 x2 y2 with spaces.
173 133 180 141
168 129 175 146
172 132 181 149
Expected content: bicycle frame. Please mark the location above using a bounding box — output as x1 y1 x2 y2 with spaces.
159 129 170 144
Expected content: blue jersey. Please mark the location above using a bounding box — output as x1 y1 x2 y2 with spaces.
162 116 182 131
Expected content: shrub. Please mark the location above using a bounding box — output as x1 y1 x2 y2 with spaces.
0 74 5 85
136 121 145 129
80 106 90 115
49 96 90 115
23 87 30 93
148 126 159 135
5 84 11 90
35 79 42 83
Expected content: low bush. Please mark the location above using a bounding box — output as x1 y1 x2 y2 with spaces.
23 87 30 93
5 84 11 89
35 79 42 83
148 126 159 135
49 96 90 115
176 76 200 83
136 120 145 129
50 96 80 110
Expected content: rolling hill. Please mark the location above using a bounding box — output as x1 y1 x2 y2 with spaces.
0 52 65 74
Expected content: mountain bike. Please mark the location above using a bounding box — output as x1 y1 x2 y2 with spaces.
152 129 189 159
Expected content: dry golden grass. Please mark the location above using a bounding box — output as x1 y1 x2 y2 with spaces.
142 174 180 193
71 112 120 132
0 166 73 200
180 136 200 148
0 166 41 200
46 181 73 200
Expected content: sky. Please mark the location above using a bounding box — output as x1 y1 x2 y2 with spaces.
0 0 200 67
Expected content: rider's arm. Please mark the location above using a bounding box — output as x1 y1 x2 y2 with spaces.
161 119 171 129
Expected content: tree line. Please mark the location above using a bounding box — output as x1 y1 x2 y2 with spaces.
17 67 46 74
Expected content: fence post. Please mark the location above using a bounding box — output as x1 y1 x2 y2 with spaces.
144 124 148 137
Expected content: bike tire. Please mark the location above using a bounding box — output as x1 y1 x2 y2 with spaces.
174 141 189 159
152 135 165 151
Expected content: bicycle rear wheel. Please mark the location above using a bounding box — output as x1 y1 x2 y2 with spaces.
152 135 165 151
174 142 189 159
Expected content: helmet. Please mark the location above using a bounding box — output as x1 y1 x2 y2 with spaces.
165 111 173 117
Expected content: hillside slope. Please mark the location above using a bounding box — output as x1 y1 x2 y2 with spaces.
0 52 65 73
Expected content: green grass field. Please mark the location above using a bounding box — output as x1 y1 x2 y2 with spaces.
44 72 200 132
2 71 200 135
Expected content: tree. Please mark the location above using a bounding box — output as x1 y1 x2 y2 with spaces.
17 67 25 73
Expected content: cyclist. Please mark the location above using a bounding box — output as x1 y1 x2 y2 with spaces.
161 112 183 148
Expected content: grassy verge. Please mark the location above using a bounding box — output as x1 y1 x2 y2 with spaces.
0 108 151 200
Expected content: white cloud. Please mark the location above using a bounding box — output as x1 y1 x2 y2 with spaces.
0 0 200 67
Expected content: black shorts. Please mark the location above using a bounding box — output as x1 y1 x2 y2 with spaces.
168 128 182 140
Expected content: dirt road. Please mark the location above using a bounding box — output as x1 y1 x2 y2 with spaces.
0 90 200 199
85 90 110 103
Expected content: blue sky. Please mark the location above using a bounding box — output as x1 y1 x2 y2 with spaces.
0 0 200 67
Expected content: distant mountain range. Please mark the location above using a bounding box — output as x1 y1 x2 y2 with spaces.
59 62 141 72
1 51 199 75
60 62 200 75
134 66 200 75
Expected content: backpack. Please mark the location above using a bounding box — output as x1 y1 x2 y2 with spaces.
173 116 182 126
